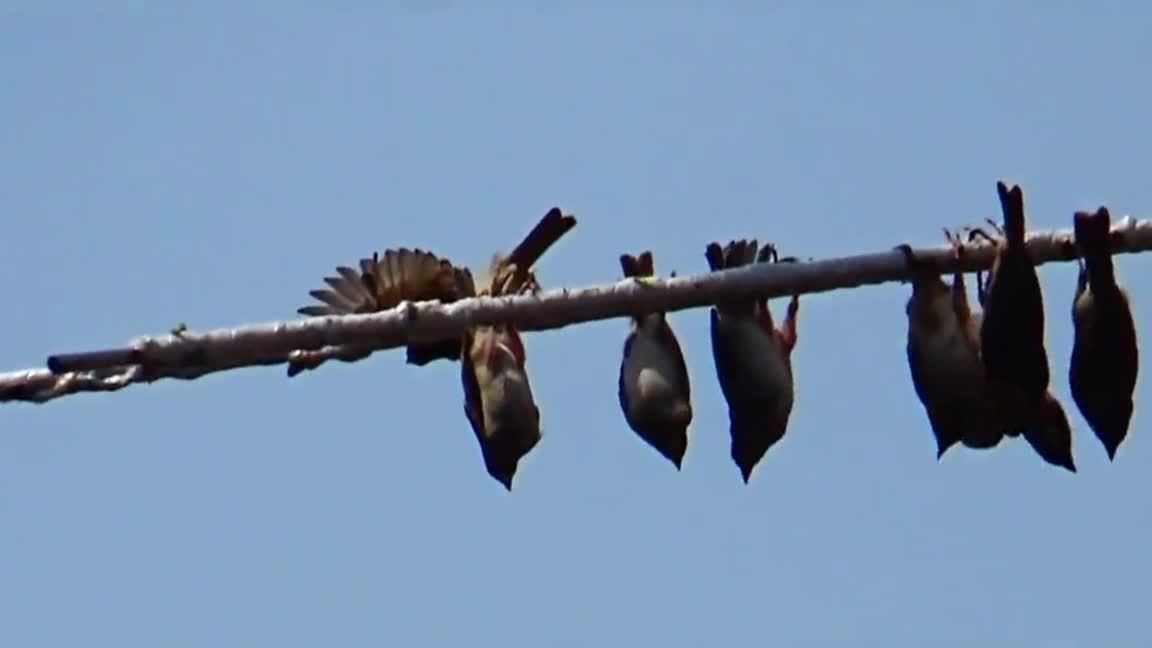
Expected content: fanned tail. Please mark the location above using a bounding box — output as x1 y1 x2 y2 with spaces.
297 264 378 316
297 247 474 364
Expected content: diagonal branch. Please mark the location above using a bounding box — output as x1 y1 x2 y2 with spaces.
4 216 1151 404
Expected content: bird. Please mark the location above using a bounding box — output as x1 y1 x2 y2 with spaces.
297 208 576 489
617 250 693 469
705 239 800 483
971 183 1075 472
979 180 1051 407
898 229 1003 459
460 208 577 490
296 247 472 366
1069 206 1139 460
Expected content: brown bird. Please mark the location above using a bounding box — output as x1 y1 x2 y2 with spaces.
297 247 472 365
898 229 1002 459
971 184 1075 472
1069 206 1139 460
706 240 800 483
617 251 693 469
460 208 577 490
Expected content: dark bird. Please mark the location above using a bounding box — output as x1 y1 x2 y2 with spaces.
899 230 1003 459
460 208 577 490
971 183 1075 472
297 247 472 365
705 240 800 483
617 251 693 469
979 180 1050 406
1069 207 1139 460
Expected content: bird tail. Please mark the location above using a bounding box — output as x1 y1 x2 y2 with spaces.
619 251 656 278
505 207 578 273
1073 207 1116 287
298 248 474 365
996 180 1027 248
705 239 774 317
487 208 577 296
705 239 765 271
297 248 466 316
297 260 378 316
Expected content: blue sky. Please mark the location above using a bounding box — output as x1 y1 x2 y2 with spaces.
1 5 1150 646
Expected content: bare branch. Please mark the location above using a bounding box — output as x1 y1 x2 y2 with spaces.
5 216 1151 404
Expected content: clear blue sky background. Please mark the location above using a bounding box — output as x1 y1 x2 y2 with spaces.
1 5 1150 646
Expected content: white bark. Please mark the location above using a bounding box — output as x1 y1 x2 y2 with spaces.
4 216 1150 404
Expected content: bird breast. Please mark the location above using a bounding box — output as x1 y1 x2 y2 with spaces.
909 294 981 383
470 330 536 427
623 323 682 405
1072 287 1097 329
480 367 535 429
718 315 792 401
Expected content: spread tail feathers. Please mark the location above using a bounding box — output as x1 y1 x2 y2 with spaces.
298 248 467 316
298 266 376 316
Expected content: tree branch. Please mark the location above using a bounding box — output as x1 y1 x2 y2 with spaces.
5 216 1150 404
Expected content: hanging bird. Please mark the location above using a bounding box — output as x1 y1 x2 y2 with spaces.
1069 206 1139 460
898 229 1002 459
460 208 577 490
617 251 693 469
706 240 800 483
970 184 1075 472
297 247 472 365
962 229 1023 446
979 180 1051 408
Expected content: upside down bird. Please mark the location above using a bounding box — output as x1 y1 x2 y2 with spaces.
298 208 577 490
460 208 577 490
899 229 1004 459
976 181 1075 472
1069 206 1139 460
617 251 694 469
706 239 800 483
